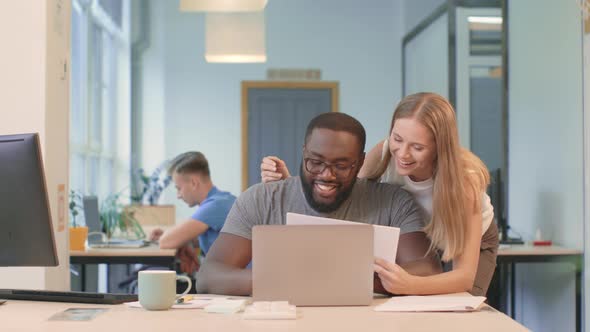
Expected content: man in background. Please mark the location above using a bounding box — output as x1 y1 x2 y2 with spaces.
150 151 236 274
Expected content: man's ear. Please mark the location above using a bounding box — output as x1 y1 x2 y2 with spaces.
189 173 201 187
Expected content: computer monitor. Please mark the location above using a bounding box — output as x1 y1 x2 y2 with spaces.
489 168 523 245
0 133 58 266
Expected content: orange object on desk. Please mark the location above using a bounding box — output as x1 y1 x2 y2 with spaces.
533 240 552 246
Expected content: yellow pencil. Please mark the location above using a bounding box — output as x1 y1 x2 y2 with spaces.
176 295 193 304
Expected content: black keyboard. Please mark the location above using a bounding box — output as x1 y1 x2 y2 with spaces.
0 289 137 304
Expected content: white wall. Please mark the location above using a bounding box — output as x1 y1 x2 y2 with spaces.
403 14 448 98
584 16 590 332
134 0 167 174
508 1 583 331
0 0 70 290
115 2 133 197
139 0 404 219
402 0 445 34
508 0 583 253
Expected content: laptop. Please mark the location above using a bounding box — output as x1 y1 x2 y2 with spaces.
252 224 373 306
83 196 148 249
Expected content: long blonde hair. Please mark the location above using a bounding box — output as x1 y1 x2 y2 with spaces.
368 93 490 261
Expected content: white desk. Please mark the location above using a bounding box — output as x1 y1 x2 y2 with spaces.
496 245 582 331
498 245 582 257
70 244 176 263
1 297 528 332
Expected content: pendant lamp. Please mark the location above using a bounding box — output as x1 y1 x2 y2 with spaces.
180 0 268 12
205 12 267 63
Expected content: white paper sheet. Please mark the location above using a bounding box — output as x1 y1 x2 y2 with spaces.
374 294 486 312
204 299 248 314
125 297 220 309
286 212 400 263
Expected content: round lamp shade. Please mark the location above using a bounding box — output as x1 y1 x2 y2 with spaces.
180 0 268 12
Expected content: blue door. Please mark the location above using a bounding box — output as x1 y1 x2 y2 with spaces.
243 82 338 189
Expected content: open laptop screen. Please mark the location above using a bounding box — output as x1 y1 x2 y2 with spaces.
82 196 103 244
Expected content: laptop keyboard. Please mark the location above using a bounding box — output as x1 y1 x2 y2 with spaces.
87 239 149 248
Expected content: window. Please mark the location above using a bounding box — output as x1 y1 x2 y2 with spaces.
70 0 129 201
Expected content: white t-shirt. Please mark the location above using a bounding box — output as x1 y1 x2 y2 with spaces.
380 138 493 236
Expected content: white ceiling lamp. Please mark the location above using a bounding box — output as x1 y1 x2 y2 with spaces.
180 0 268 12
467 16 502 32
205 12 267 63
467 16 502 24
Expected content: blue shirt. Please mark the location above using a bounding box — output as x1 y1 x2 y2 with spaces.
191 186 236 255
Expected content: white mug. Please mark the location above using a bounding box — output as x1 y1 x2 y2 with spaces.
138 270 192 310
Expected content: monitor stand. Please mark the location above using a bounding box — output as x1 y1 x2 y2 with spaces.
499 224 524 245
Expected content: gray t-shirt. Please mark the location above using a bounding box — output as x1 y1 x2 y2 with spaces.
221 177 425 239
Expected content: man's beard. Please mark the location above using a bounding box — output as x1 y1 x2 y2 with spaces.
299 163 356 213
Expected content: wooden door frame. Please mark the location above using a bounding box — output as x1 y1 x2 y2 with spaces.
241 81 339 191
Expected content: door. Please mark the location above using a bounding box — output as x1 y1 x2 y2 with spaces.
242 81 338 190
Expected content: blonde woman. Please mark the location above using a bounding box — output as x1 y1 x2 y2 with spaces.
260 92 498 296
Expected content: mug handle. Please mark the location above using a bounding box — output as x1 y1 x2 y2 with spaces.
175 275 192 300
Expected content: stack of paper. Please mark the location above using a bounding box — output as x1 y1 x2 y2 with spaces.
374 295 486 312
204 299 248 314
243 301 297 320
286 212 400 263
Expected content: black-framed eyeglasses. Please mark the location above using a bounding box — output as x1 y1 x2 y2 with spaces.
303 157 358 178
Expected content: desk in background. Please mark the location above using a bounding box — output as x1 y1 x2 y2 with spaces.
70 245 176 292
2 297 528 332
496 245 582 332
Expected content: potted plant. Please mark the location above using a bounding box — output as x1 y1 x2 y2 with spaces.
69 190 88 251
100 191 146 240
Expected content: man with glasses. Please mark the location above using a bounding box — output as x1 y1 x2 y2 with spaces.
197 112 441 295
